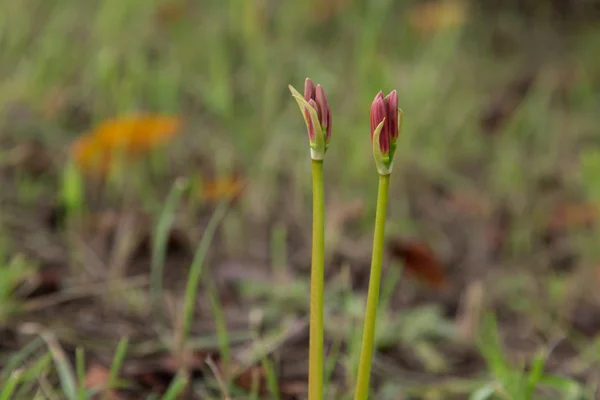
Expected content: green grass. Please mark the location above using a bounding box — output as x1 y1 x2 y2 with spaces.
0 0 599 398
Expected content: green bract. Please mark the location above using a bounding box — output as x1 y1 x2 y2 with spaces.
372 118 392 175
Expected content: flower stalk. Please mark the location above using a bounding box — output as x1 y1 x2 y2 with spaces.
353 173 389 400
354 90 402 400
289 78 332 400
309 158 325 400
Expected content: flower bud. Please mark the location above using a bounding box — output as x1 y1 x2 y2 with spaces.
370 89 402 175
289 78 333 160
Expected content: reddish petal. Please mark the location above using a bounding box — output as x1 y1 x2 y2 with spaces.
315 84 330 129
309 99 321 122
304 78 316 101
370 92 384 139
370 94 386 144
385 90 399 141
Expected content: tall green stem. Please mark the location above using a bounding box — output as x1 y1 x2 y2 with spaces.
309 159 325 400
354 173 390 400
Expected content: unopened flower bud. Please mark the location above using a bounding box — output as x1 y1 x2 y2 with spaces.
289 78 333 160
370 89 402 175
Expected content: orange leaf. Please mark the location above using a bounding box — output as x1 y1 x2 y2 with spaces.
387 238 447 290
92 115 181 153
202 176 245 203
72 114 182 174
71 135 113 174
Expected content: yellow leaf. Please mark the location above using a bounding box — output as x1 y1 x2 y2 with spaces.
410 0 468 36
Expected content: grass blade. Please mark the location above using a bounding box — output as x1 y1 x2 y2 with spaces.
470 383 498 400
0 337 43 382
151 177 189 321
209 285 231 374
161 373 188 400
178 202 228 353
262 357 281 400
539 375 584 400
0 370 22 400
20 323 78 400
525 349 548 398
76 347 86 400
104 337 129 399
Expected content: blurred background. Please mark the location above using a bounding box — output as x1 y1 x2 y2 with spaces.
1 0 600 398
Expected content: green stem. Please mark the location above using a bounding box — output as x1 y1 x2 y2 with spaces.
354 173 390 400
309 159 325 400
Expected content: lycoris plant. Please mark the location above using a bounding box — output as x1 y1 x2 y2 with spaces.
288 81 402 400
354 91 402 400
289 78 332 400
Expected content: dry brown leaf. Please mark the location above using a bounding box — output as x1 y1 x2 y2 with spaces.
3 140 53 176
327 198 365 227
311 0 352 22
481 72 536 135
487 206 511 261
202 176 245 203
279 379 308 397
131 351 205 392
19 268 62 299
230 363 269 395
410 0 468 36
84 363 126 399
155 0 191 26
41 87 71 119
388 237 447 290
455 280 485 340
84 363 110 390
548 203 599 231
448 190 493 217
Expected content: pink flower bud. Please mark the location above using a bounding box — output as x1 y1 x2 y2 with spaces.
289 78 332 160
370 89 402 175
